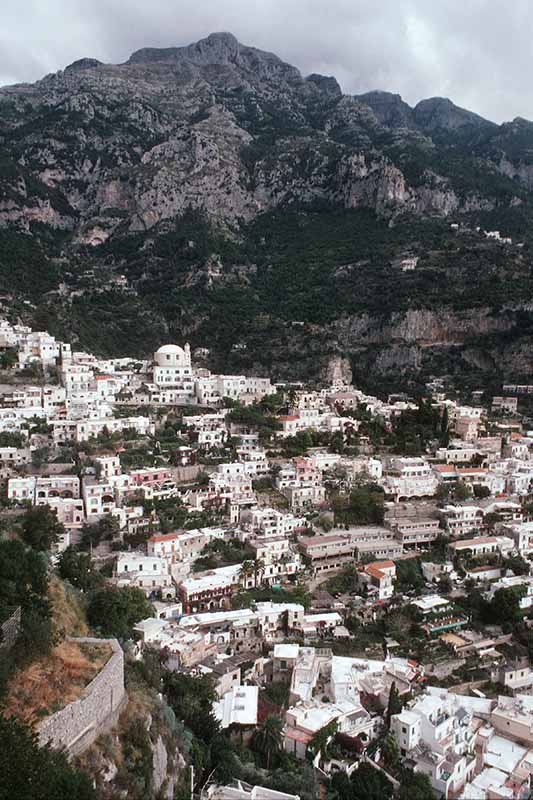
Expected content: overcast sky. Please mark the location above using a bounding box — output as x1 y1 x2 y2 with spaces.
1 0 531 123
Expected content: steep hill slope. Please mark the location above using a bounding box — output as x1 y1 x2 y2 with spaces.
1 32 533 390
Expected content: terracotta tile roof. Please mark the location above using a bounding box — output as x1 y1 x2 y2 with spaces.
365 565 387 579
148 531 181 543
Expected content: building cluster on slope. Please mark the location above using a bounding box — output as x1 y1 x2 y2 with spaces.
5 318 533 795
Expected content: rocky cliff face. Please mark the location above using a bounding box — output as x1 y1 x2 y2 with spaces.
2 32 533 389
2 31 532 236
76 689 187 800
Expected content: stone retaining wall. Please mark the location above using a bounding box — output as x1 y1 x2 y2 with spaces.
37 636 126 756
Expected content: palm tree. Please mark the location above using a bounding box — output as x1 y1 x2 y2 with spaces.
253 558 266 587
239 560 255 588
252 714 283 769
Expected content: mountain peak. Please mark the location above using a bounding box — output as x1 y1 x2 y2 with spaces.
127 31 240 66
127 32 301 83
65 57 103 72
355 90 415 129
413 96 495 131
306 73 342 98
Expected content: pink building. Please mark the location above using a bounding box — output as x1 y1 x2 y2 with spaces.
130 467 173 486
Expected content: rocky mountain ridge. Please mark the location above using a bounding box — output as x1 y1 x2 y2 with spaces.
1 32 533 390
2 31 532 239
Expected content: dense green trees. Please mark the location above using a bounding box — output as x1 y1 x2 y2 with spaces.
326 564 358 595
57 546 103 592
229 401 281 440
0 716 96 800
306 720 338 761
193 537 255 572
490 587 527 625
21 506 65 552
329 761 393 800
333 483 385 525
395 558 425 593
397 770 436 800
231 583 311 610
79 515 121 550
0 431 26 447
380 732 400 770
0 539 53 692
391 400 444 455
163 671 239 784
87 586 154 639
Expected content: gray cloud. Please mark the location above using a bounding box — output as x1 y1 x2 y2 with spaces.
1 0 531 123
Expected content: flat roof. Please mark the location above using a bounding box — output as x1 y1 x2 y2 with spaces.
273 644 299 659
214 685 258 728
412 595 449 612
450 535 506 548
299 534 350 547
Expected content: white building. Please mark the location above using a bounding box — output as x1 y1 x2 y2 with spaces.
391 690 478 798
359 560 396 600
114 553 175 598
440 505 484 537
17 331 61 368
382 457 439 501
45 497 85 528
94 455 122 479
502 522 533 556
205 781 299 800
153 343 194 389
214 685 258 729
284 699 374 760
82 479 117 518
240 507 305 538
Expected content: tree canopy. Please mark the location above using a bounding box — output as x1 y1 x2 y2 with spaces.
57 546 103 593
0 716 96 800
333 483 385 525
87 586 154 639
21 506 65 552
329 761 393 800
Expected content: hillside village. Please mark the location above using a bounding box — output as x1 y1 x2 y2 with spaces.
4 318 533 799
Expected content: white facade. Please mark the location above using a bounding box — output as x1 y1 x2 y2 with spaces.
240 507 305 538
153 343 193 388
82 479 117 518
382 457 439 500
114 553 174 598
391 691 478 798
440 505 484 536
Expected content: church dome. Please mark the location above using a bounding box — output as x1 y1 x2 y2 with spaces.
154 343 191 368
156 344 185 356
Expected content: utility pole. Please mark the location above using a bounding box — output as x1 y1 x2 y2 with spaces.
190 764 194 800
